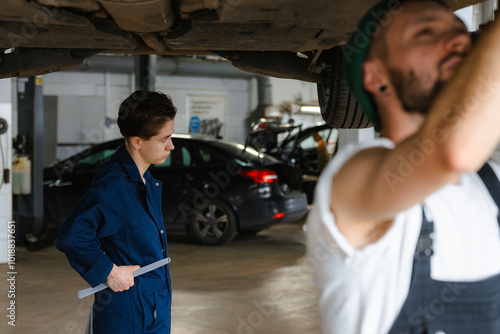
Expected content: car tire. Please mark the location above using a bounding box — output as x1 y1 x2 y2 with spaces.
189 199 237 246
317 45 372 129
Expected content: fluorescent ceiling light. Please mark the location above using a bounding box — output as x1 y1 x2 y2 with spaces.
300 106 321 113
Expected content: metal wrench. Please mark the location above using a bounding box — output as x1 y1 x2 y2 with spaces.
77 257 171 299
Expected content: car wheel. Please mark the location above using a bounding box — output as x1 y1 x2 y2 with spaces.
317 45 372 129
189 199 237 246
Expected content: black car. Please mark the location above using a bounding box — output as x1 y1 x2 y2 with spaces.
246 123 338 203
279 123 338 203
247 122 337 175
278 123 338 176
42 135 308 247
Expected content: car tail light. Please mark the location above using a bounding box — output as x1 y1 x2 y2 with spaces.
273 212 284 219
239 170 278 183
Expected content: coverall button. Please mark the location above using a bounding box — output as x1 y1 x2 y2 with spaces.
160 230 164 234
156 182 159 186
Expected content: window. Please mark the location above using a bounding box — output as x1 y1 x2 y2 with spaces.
155 146 192 167
160 155 172 167
78 149 117 167
181 147 191 166
198 148 225 164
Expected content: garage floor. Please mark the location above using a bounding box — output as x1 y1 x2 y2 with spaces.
0 217 321 334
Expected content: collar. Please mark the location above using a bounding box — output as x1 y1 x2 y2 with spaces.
112 144 153 184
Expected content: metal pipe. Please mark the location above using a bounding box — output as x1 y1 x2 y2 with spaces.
256 75 272 106
75 55 256 79
134 54 155 91
32 76 44 236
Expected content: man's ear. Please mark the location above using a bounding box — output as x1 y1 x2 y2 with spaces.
130 136 142 150
362 60 387 96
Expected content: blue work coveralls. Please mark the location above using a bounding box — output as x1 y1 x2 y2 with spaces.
56 145 172 333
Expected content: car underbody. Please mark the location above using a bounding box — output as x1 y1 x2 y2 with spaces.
0 0 483 127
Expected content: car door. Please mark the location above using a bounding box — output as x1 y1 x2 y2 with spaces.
149 139 200 232
152 139 235 228
298 127 336 175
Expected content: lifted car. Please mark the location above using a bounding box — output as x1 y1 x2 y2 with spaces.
0 0 479 127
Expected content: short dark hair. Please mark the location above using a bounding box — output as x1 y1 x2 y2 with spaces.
117 90 177 140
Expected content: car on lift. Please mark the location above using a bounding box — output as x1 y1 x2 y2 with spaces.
246 122 338 203
40 134 308 248
0 0 479 131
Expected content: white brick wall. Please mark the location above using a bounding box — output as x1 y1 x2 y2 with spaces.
44 72 253 148
0 79 13 263
157 75 250 144
270 77 317 107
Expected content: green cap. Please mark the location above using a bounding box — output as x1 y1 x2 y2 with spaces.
344 0 402 130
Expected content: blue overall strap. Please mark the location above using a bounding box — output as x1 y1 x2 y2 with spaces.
415 206 434 258
388 163 500 334
477 163 500 226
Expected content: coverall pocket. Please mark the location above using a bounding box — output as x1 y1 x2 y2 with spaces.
139 291 156 331
139 290 171 333
125 222 161 263
152 291 171 332
92 309 122 333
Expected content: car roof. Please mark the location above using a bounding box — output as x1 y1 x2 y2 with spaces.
52 134 277 165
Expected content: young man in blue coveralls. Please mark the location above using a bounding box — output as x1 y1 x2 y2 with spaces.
307 0 500 333
57 90 176 333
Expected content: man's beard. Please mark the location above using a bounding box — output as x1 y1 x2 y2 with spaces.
388 67 444 116
387 52 467 115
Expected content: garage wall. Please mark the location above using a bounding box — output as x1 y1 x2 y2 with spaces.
42 71 253 160
0 78 13 263
269 77 317 106
155 75 250 142
41 70 320 162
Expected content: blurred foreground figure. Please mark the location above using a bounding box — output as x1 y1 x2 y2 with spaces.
307 1 500 333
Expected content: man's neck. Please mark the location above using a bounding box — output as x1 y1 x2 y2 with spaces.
125 143 148 183
380 112 425 144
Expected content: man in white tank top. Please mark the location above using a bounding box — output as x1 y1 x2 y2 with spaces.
306 1 500 333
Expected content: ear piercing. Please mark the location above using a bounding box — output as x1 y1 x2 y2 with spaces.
379 85 387 93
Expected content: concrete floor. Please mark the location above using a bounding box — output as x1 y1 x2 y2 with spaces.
0 217 321 334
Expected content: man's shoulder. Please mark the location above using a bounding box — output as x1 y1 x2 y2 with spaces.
338 136 392 155
91 160 128 189
327 137 394 174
